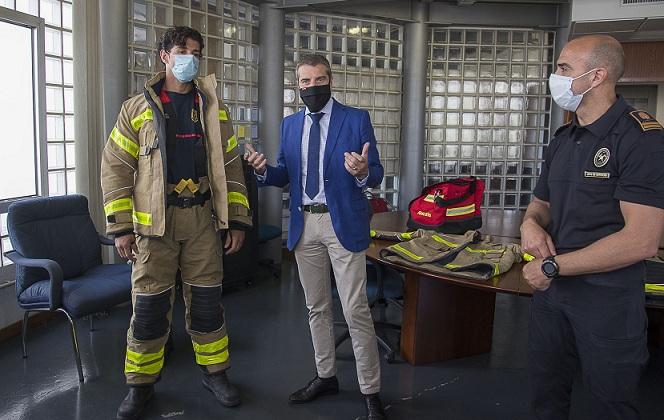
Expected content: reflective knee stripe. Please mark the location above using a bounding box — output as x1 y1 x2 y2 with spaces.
110 127 139 158
132 211 152 226
225 135 237 153
192 336 229 366
125 347 164 375
104 197 133 216
227 192 249 208
218 109 228 121
130 108 153 131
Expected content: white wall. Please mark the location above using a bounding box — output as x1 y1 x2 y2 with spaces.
572 0 664 21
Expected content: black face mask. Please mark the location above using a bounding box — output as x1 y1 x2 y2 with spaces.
299 84 331 113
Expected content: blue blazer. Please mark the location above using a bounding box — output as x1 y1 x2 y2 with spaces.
258 100 384 252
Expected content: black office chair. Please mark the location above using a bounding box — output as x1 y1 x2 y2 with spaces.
333 262 403 363
4 195 132 382
257 224 282 278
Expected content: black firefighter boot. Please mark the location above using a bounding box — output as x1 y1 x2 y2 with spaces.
116 384 154 420
202 370 241 407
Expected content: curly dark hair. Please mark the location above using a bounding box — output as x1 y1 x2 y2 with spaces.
158 26 205 55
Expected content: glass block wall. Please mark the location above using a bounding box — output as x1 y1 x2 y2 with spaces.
282 12 403 235
426 28 554 209
0 0 73 267
128 0 259 145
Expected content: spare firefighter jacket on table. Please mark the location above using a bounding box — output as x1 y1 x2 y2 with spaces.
100 72 251 385
371 229 525 281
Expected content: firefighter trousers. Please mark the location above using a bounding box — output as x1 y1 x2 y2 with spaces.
124 199 230 385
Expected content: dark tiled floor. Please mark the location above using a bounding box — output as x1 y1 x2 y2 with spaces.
0 261 663 420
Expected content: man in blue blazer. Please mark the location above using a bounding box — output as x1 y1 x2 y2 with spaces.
245 54 386 419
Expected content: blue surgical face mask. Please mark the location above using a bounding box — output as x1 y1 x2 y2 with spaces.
548 68 597 112
170 54 199 83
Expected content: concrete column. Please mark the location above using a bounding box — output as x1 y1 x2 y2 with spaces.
397 1 429 210
258 2 285 264
73 0 104 231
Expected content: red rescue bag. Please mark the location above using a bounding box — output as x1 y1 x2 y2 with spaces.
407 177 484 234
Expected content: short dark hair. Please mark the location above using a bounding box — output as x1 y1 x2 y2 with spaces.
296 54 332 80
159 26 205 56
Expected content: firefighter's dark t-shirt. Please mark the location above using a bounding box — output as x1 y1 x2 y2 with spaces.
161 89 207 184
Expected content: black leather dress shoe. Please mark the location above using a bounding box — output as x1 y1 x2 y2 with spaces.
288 375 339 404
202 371 241 407
116 385 154 420
365 393 387 419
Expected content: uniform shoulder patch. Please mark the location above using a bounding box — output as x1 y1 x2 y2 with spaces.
629 110 663 132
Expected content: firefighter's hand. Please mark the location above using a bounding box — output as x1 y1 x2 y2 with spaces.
244 143 267 175
224 229 245 255
115 233 137 262
520 219 556 259
344 142 370 179
523 258 553 291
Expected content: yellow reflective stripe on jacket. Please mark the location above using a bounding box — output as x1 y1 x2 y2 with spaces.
110 127 139 158
392 244 423 261
228 192 249 208
124 347 164 375
130 108 153 131
646 284 664 293
370 230 377 238
219 109 228 121
400 232 414 240
132 211 152 226
104 198 133 216
446 204 476 217
225 135 238 153
465 247 505 255
192 336 229 366
493 264 501 276
431 235 458 248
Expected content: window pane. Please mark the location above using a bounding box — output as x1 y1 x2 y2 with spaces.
0 21 37 200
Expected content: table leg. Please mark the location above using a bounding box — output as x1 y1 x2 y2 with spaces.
400 272 496 364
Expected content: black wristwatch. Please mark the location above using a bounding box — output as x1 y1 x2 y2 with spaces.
541 256 560 278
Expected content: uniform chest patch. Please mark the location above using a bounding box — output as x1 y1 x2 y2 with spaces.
593 148 610 168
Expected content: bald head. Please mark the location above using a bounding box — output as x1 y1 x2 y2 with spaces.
564 35 625 84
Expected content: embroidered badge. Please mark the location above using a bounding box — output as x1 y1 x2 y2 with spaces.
584 171 610 179
593 148 610 168
191 109 199 123
629 110 663 131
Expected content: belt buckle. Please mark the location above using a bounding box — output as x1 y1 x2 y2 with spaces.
312 204 324 213
180 197 193 208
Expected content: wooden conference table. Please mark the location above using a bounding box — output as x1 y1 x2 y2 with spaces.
367 210 664 365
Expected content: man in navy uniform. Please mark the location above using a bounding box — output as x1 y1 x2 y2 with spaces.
521 34 664 419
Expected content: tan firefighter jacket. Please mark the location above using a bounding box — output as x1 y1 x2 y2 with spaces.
101 72 251 237
372 229 524 280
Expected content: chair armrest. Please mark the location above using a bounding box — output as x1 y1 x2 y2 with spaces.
3 250 64 310
98 234 115 246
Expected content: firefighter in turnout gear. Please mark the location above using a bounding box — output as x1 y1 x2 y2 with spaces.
101 27 251 420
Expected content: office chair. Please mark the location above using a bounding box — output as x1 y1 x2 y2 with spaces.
4 195 132 382
333 196 403 363
257 224 282 278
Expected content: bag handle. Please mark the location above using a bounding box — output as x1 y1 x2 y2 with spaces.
433 178 477 207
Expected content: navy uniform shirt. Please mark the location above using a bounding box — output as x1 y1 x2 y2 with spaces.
160 88 207 184
534 95 664 262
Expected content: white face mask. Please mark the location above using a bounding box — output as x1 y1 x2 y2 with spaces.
548 68 597 112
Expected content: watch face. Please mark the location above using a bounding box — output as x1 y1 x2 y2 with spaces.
542 261 556 277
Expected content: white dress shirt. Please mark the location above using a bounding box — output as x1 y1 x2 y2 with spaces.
256 97 368 205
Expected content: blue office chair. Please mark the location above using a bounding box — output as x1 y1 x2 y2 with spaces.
4 195 132 382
